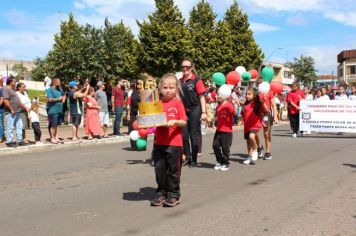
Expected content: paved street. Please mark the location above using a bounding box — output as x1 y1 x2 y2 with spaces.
0 124 355 236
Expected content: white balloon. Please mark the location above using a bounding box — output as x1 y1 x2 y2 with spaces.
129 130 140 141
218 84 232 99
235 66 246 75
259 82 270 94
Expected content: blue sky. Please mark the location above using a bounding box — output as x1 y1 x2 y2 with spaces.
1 0 356 74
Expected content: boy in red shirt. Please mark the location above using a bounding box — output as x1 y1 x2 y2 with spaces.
286 82 305 137
151 73 187 207
212 95 236 171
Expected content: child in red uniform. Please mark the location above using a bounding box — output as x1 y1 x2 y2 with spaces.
212 95 236 171
238 88 263 165
286 82 305 138
151 73 187 207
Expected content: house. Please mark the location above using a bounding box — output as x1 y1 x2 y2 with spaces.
337 49 356 86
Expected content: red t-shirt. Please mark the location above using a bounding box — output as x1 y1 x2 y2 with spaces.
180 74 206 95
241 102 262 133
112 86 124 107
210 90 217 102
155 98 187 147
259 91 274 112
216 102 235 133
286 90 305 114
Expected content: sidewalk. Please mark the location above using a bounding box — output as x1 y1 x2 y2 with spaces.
0 125 133 156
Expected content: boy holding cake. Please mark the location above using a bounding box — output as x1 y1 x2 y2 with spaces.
150 73 187 207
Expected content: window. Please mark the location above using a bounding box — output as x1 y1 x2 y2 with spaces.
284 71 292 78
339 67 343 77
347 65 356 75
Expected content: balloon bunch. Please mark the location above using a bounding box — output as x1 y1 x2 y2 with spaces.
129 120 156 151
259 66 283 95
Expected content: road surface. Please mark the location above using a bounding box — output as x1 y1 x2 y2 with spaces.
0 125 355 235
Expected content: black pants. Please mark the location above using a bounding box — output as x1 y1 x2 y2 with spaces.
153 145 182 199
290 113 300 134
32 122 42 142
183 106 201 163
128 110 139 151
212 131 232 166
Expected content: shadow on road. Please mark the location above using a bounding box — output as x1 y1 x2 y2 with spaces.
195 162 215 169
126 159 150 165
122 187 156 201
230 153 249 164
342 163 356 169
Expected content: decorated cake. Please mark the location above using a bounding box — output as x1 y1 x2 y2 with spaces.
137 88 167 128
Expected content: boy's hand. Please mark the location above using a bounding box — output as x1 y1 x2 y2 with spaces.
166 120 176 127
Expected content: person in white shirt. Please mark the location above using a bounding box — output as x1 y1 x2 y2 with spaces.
28 102 42 144
335 86 348 100
315 88 330 101
44 72 52 90
349 86 356 100
16 82 31 143
304 86 314 101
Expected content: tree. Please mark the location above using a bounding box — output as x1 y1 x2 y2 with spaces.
103 18 139 81
46 13 83 83
31 57 48 81
80 24 106 79
285 55 318 86
12 63 28 80
187 0 219 79
217 1 263 73
137 0 192 77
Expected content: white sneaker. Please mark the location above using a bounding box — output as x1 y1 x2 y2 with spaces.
214 163 222 170
243 157 254 165
251 149 258 161
220 165 229 171
292 133 297 138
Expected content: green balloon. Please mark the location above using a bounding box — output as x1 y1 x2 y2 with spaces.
212 72 226 86
262 67 274 83
136 137 147 150
241 72 252 82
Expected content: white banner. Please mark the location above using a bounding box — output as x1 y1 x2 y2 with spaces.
300 100 356 133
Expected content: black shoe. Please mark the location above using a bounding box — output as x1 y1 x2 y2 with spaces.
189 162 197 168
182 159 191 166
151 196 166 206
6 142 17 148
263 152 272 160
257 146 264 159
163 198 180 207
18 142 30 146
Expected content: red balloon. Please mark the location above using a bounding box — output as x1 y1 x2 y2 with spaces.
249 69 259 80
133 120 138 130
138 129 148 138
270 81 283 94
226 71 241 85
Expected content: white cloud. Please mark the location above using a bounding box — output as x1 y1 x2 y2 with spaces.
298 42 356 74
286 15 308 26
246 0 356 27
250 22 279 33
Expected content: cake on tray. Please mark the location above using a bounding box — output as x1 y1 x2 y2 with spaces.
137 89 167 128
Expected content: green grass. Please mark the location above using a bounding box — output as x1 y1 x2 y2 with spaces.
26 89 46 103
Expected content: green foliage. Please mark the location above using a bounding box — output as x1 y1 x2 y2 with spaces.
32 2 264 83
46 13 83 83
103 19 139 81
187 0 219 79
217 1 264 73
137 0 192 77
285 55 318 86
11 63 28 80
31 57 48 81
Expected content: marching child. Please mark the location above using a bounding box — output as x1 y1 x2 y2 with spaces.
238 88 263 165
212 94 236 171
286 82 305 138
151 73 187 207
28 102 42 145
349 86 356 100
